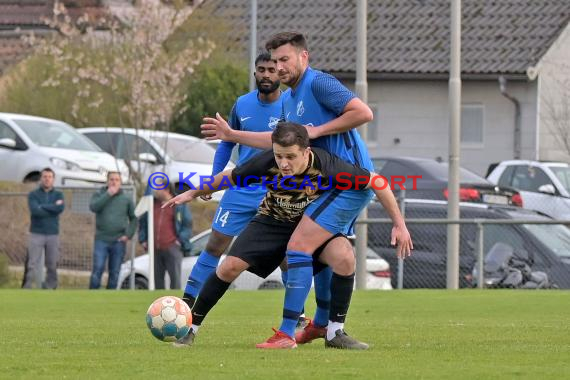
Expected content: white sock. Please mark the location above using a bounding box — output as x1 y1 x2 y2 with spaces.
326 321 343 340
191 324 200 334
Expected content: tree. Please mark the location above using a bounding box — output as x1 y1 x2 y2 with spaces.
171 57 249 137
0 0 214 194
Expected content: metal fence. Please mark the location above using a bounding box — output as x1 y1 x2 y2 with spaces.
0 186 137 289
360 199 570 290
3 185 570 290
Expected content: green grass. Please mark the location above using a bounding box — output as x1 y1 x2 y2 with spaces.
1 290 569 379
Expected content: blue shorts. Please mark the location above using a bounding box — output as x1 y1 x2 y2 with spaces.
211 187 266 236
306 189 374 235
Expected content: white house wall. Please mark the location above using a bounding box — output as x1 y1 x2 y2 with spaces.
536 23 570 163
343 79 538 176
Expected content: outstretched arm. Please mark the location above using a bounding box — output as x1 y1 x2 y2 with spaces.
163 169 236 208
307 98 373 139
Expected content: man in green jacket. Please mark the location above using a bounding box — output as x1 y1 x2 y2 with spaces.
89 172 137 289
23 168 64 289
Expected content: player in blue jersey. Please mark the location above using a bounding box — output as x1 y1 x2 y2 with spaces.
201 32 385 349
179 53 284 311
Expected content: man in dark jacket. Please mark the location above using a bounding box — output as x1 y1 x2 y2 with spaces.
139 183 192 289
23 168 64 289
89 171 137 289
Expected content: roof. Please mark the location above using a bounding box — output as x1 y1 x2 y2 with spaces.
0 0 110 75
196 0 570 77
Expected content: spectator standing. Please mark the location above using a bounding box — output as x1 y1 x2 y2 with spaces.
89 172 136 289
23 168 64 289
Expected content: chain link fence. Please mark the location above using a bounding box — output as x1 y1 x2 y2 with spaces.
0 186 137 289
362 198 570 289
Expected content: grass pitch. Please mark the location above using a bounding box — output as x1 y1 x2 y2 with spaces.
1 289 569 379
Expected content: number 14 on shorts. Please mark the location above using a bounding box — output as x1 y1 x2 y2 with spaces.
215 207 230 227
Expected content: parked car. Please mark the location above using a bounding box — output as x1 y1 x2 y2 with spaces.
0 113 129 186
486 160 570 219
80 128 233 199
373 156 521 206
367 199 570 289
118 229 393 290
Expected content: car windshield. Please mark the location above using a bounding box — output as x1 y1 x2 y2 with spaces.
15 119 100 151
151 136 215 164
523 224 570 258
549 166 570 193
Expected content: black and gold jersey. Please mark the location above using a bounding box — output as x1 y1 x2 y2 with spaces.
231 148 370 223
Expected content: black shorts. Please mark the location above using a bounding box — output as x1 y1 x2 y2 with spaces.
227 215 330 278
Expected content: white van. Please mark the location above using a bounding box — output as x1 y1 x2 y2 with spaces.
0 113 129 186
80 127 232 198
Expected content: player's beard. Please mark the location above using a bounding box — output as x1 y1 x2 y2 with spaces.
281 62 303 88
256 78 281 94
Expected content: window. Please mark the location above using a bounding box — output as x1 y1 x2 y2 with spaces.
118 134 162 163
498 165 515 187
461 104 484 146
83 132 118 156
14 119 99 151
511 166 553 192
0 121 17 140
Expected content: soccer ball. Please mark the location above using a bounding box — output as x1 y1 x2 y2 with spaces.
146 296 192 342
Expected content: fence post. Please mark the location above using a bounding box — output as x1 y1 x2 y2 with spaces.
129 187 136 290
476 221 484 289
397 190 406 289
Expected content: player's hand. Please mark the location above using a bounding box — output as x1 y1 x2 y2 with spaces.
199 194 213 201
141 242 148 250
162 190 196 208
118 235 129 242
304 125 321 139
107 184 119 196
55 199 64 206
391 223 413 259
201 113 234 141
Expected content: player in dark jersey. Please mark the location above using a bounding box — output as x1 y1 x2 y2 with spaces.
201 32 378 348
165 122 412 349
180 53 286 309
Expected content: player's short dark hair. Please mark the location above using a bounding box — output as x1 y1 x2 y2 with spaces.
265 32 308 52
41 167 55 177
255 52 274 65
272 122 309 149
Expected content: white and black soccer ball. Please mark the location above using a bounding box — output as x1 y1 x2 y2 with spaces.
146 296 192 342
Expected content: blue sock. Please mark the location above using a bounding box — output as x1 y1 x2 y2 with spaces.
281 270 288 287
184 251 220 298
313 266 332 327
279 250 313 338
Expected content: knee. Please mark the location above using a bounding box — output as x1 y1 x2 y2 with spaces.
216 258 242 281
287 235 313 254
331 250 355 276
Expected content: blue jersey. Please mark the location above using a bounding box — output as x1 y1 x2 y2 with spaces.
212 90 285 175
283 67 374 172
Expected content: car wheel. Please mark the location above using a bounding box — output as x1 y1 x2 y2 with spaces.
258 281 284 290
121 275 149 290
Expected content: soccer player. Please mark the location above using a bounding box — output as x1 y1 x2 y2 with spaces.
180 52 284 309
165 122 412 349
201 32 380 349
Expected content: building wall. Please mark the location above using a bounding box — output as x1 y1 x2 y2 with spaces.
536 23 570 163
342 79 538 176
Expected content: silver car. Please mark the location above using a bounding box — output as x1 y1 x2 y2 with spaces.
0 113 129 186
